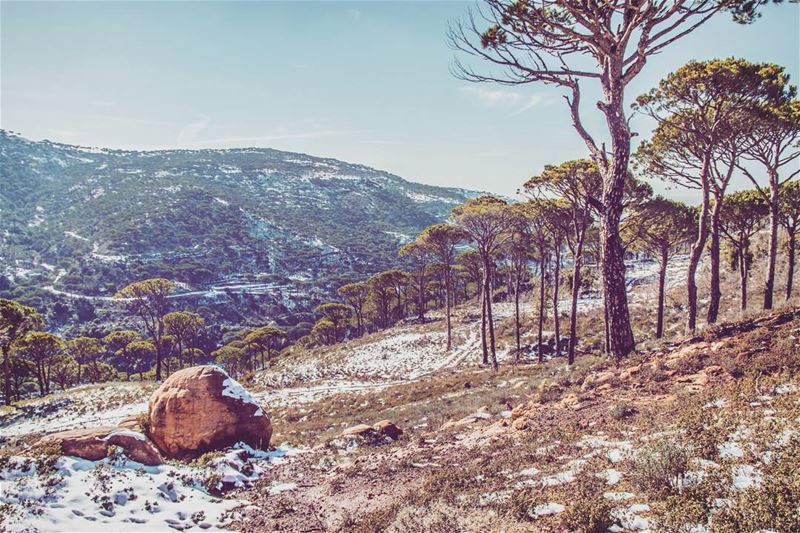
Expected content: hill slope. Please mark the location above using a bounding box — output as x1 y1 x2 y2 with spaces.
0 131 479 330
1 304 798 532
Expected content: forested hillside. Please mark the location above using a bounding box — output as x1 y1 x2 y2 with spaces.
0 131 479 334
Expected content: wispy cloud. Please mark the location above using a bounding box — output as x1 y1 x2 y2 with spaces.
347 8 362 21
460 86 544 115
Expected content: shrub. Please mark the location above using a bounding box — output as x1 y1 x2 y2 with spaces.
629 438 693 498
535 382 564 404
505 486 546 522
136 412 151 436
714 436 800 533
201 471 224 496
673 352 706 375
719 355 745 378
609 402 636 421
702 323 729 342
675 404 723 460
190 450 225 468
558 474 616 533
34 442 63 476
654 468 727 533
640 361 669 383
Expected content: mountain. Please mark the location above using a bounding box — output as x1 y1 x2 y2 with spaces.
0 131 480 332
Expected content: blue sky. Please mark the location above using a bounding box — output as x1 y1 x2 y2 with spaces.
2 1 798 199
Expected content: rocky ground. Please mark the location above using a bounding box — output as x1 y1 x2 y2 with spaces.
230 308 800 532
2 307 799 532
2 251 799 531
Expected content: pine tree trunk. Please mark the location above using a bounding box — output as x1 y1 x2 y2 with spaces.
418 269 426 323
484 256 498 370
155 333 163 381
396 292 403 322
656 247 668 339
707 196 723 324
3 346 10 406
687 163 711 334
514 272 521 363
37 364 45 397
740 247 748 312
567 239 584 365
599 88 636 360
445 267 452 351
787 232 796 301
764 169 779 309
567 262 580 365
603 302 610 355
480 270 488 365
552 241 561 357
537 250 547 363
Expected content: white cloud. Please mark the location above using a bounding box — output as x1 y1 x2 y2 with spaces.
347 8 362 21
460 86 544 115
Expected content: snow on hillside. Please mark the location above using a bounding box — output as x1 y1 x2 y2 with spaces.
0 378 302 532
254 255 690 394
0 383 153 440
1 444 301 532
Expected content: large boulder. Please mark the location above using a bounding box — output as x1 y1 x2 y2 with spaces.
37 426 164 466
147 365 271 459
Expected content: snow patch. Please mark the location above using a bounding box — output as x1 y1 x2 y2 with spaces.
531 502 565 517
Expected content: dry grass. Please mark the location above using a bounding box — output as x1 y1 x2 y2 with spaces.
269 357 611 446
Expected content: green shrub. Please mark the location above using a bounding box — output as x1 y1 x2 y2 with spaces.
654 469 727 533
505 486 546 522
558 474 616 533
609 402 636 421
629 438 693 498
719 355 745 378
714 436 800 533
675 404 723 460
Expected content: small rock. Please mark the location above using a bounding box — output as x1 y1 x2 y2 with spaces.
340 424 374 438
373 420 403 440
511 417 530 431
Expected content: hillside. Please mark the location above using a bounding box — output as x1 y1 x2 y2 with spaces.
0 212 797 531
0 131 479 333
1 297 798 532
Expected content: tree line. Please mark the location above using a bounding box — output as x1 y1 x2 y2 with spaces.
299 57 799 368
448 0 798 359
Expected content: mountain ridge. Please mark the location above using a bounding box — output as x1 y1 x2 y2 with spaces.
0 130 483 332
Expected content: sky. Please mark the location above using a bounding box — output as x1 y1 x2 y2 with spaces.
2 1 799 201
